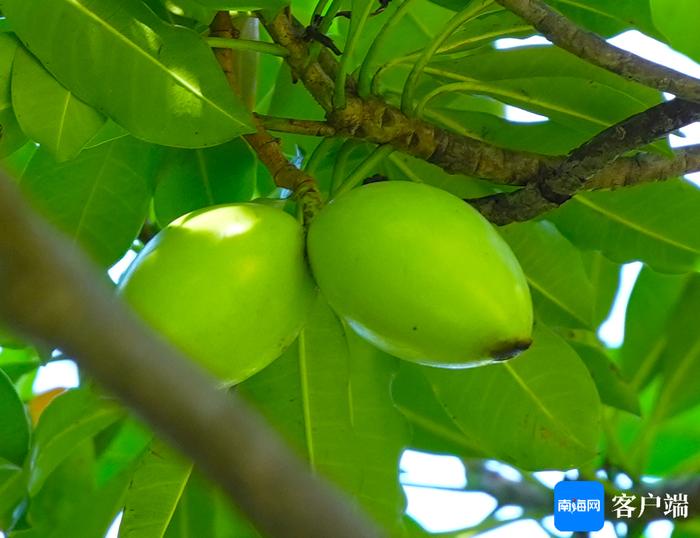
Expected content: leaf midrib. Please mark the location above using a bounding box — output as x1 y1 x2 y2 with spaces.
504 363 593 453
65 0 243 126
574 195 700 255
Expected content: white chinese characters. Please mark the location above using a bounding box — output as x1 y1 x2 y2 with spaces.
611 493 689 519
557 498 603 513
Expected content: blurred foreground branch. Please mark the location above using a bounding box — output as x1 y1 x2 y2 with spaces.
0 170 382 538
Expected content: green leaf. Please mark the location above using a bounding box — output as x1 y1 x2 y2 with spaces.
0 458 27 529
164 472 260 538
0 346 41 382
392 363 484 459
28 389 125 496
191 0 285 11
424 45 660 120
581 251 620 328
550 180 700 274
0 140 37 178
642 406 700 476
94 419 152 486
422 324 601 470
3 0 255 147
0 33 27 157
19 136 159 267
11 46 105 162
154 139 256 226
650 0 700 63
84 120 130 149
119 438 192 538
550 0 660 38
0 368 30 466
500 221 595 329
239 295 410 535
568 340 640 415
619 267 689 389
439 10 533 54
13 441 132 538
612 394 700 477
428 0 659 38
653 274 700 420
381 151 500 199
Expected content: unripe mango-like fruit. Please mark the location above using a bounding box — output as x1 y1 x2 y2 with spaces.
307 181 533 367
120 204 316 384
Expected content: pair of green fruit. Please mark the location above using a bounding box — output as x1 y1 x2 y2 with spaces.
120 181 533 384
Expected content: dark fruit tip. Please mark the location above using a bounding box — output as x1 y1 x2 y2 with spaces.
490 338 533 362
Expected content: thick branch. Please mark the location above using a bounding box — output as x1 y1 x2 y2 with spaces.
587 144 700 189
261 10 555 184
260 11 700 193
211 12 322 223
471 99 700 224
0 172 382 538
494 0 700 104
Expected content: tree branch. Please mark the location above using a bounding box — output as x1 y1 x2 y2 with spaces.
210 12 322 224
493 0 700 104
260 11 700 189
260 9 556 184
0 171 383 538
256 113 337 137
471 98 700 224
587 144 700 189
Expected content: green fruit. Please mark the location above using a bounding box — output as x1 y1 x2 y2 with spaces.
307 181 533 367
120 204 316 384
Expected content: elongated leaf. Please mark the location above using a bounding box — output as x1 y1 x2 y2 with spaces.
550 0 660 38
84 120 130 149
422 75 654 135
568 340 640 415
11 46 105 162
651 0 700 63
422 324 601 470
501 221 595 329
192 0 285 11
653 274 700 420
239 295 410 535
119 438 192 538
582 251 620 328
0 33 26 157
95 419 152 486
19 136 158 267
440 11 532 54
0 369 30 466
0 346 41 382
613 401 700 478
154 139 256 226
643 406 700 476
28 389 125 495
164 472 260 538
429 0 658 38
14 442 132 538
3 0 254 147
392 364 484 459
0 458 27 529
619 267 688 388
426 45 660 105
550 180 700 274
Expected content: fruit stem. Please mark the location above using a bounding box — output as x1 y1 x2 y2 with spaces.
210 11 324 226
